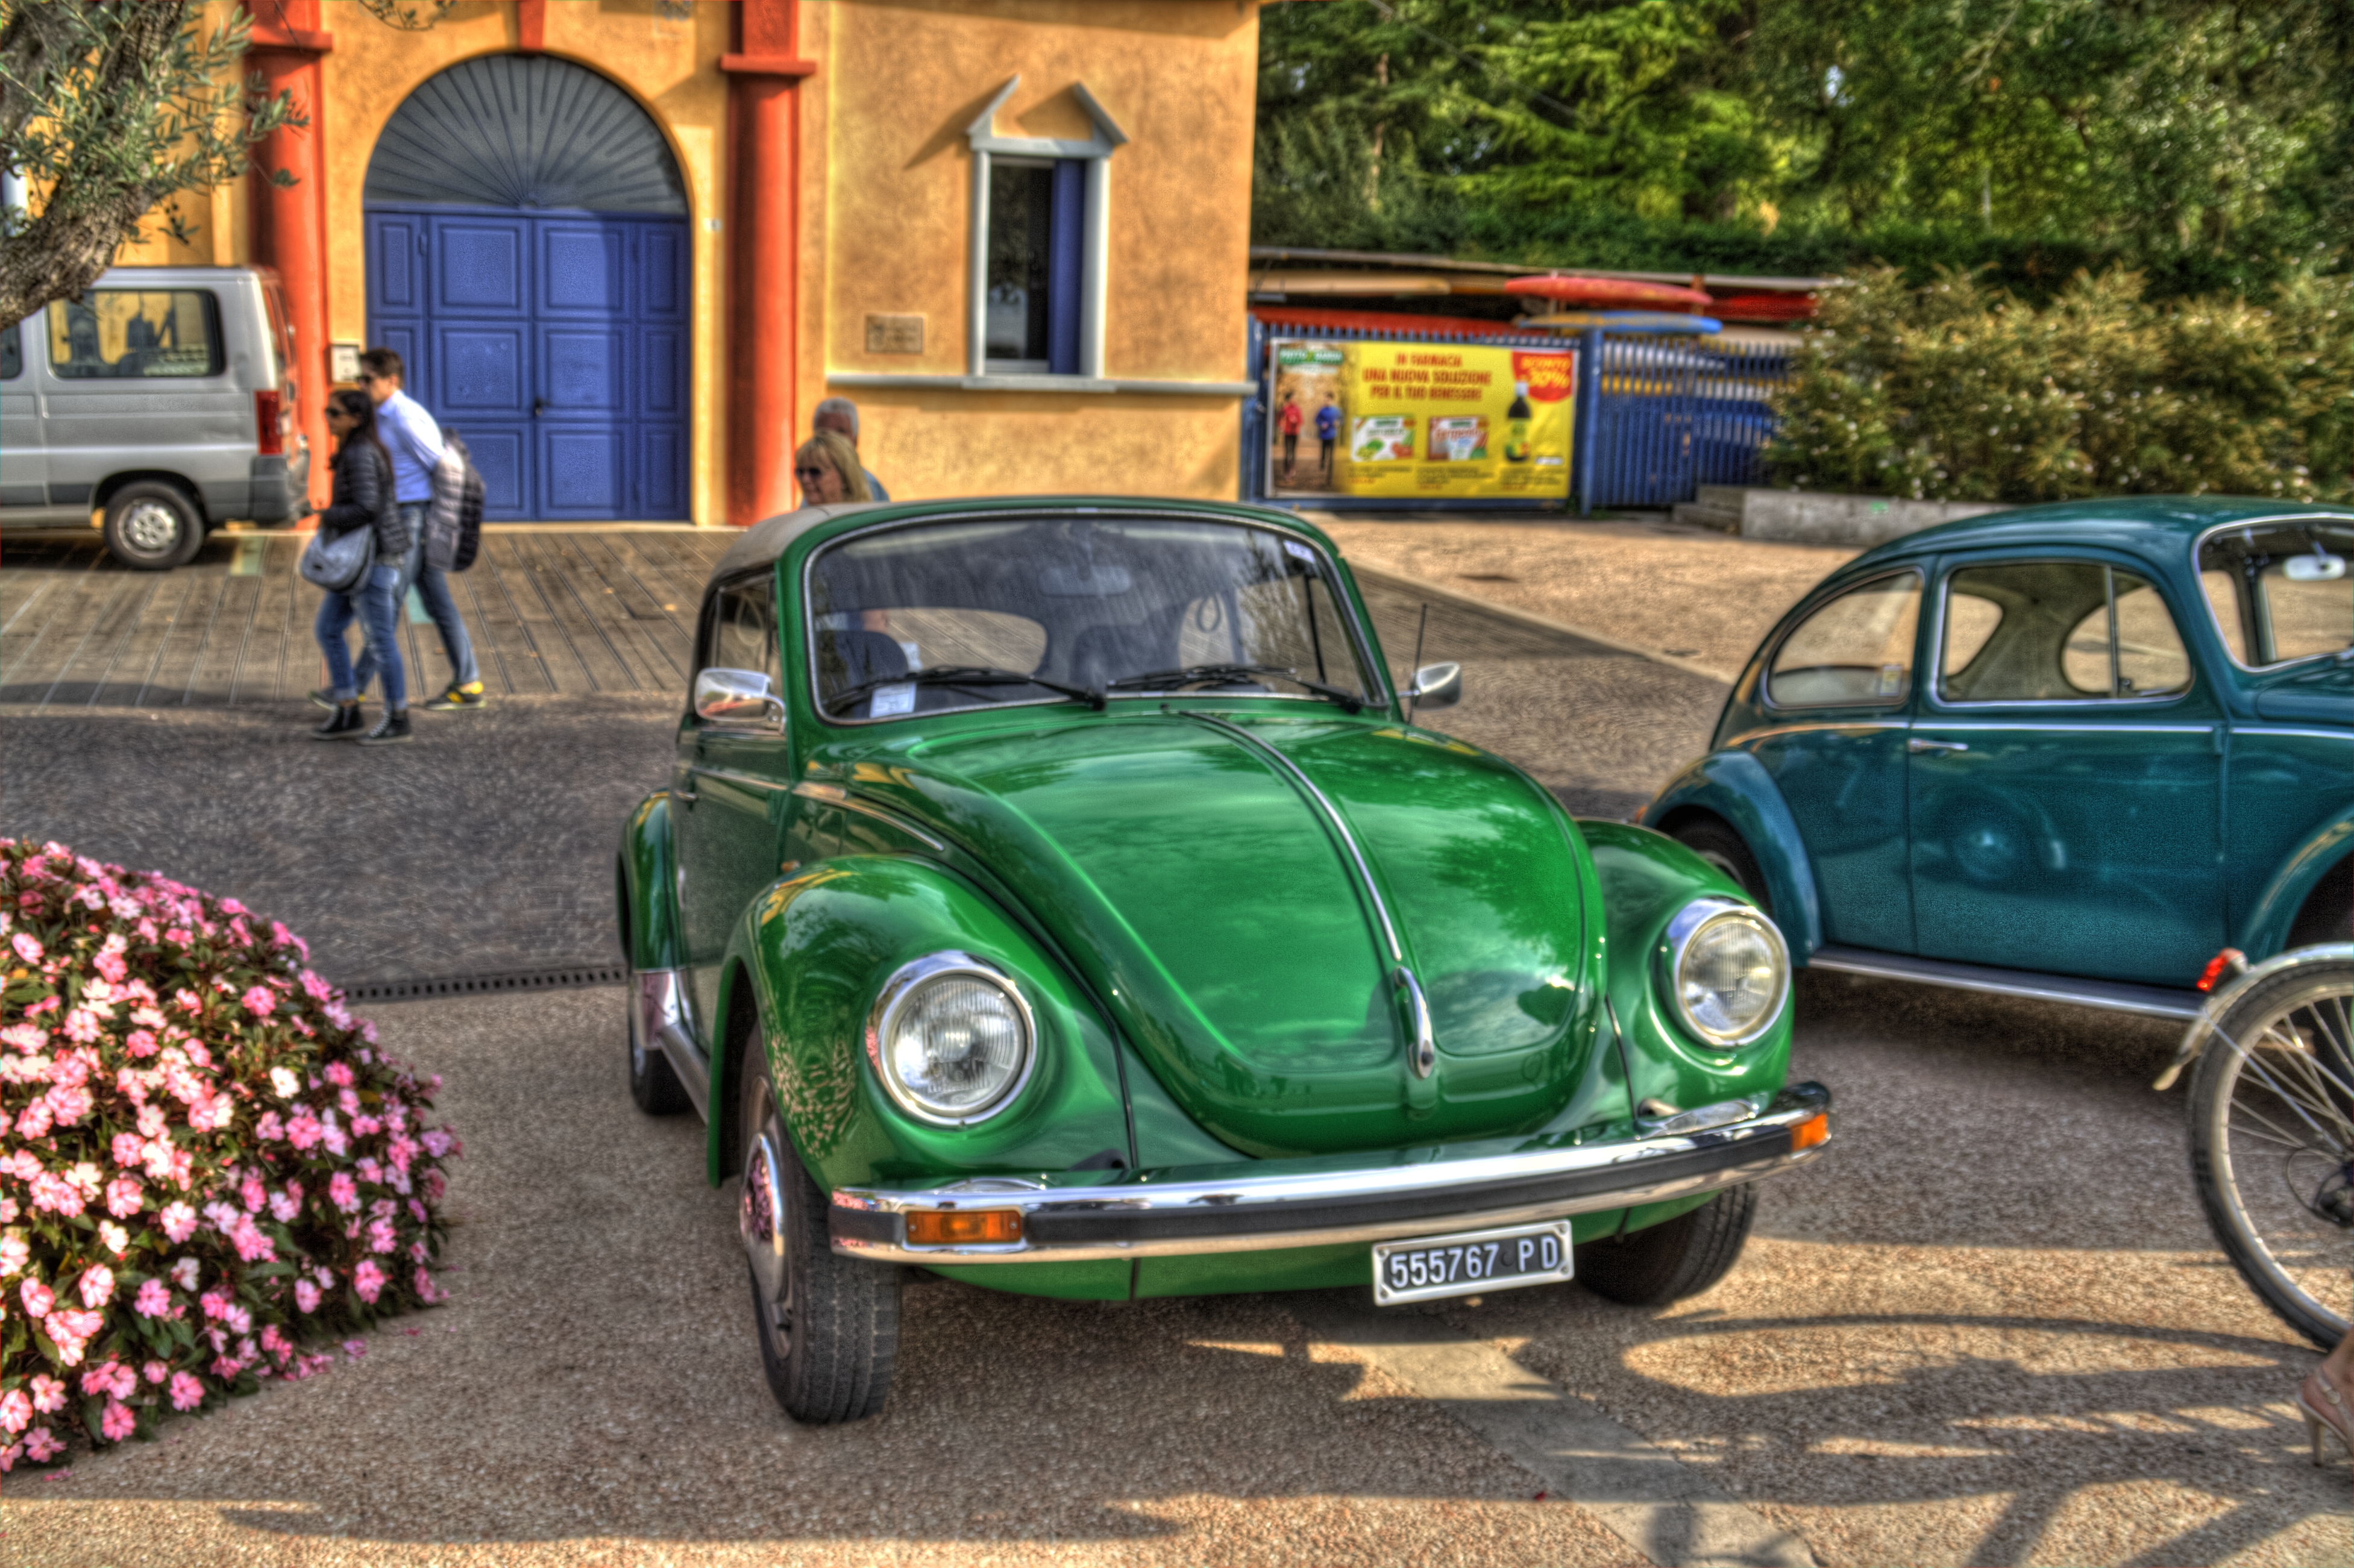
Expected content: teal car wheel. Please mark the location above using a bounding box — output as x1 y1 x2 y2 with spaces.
738 1038 900 1423
1668 817 1773 918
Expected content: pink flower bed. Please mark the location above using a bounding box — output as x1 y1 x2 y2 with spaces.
0 839 459 1467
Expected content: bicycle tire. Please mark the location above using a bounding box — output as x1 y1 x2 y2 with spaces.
2186 959 2353 1351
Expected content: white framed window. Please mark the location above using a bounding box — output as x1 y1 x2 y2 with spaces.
965 78 1125 379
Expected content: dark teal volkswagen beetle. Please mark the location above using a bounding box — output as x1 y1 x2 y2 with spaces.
1643 499 2353 1017
617 498 1833 1423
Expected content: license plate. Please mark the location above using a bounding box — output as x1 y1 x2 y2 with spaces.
1372 1219 1574 1306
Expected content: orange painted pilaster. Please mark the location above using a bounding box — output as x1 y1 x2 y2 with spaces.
724 0 817 526
516 0 544 54
244 2 333 510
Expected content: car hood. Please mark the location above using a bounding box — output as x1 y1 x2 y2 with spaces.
830 711 1598 1157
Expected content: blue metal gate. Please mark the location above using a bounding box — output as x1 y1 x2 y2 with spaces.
1578 335 1791 510
365 207 689 522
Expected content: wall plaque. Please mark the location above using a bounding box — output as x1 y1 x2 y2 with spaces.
865 313 925 355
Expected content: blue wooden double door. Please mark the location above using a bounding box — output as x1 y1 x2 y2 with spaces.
365 207 689 521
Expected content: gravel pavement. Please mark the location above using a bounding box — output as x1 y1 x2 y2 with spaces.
2 522 2347 1566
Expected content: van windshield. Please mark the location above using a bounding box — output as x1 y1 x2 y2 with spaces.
2198 520 2354 668
804 517 1381 721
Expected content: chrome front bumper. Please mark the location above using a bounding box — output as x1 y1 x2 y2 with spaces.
829 1082 1833 1263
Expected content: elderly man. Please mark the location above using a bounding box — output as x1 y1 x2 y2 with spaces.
811 397 890 501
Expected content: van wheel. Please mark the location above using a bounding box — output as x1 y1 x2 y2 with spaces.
103 482 206 569
1578 1185 1757 1306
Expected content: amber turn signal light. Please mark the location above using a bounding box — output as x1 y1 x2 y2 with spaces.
1791 1112 1829 1151
905 1208 1024 1246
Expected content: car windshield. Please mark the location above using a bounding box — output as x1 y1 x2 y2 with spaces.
2197 519 2354 669
805 516 1381 720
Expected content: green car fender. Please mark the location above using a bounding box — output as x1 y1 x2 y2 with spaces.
1638 750 1824 958
1578 820 1797 1141
2241 808 2354 958
615 791 683 974
705 855 1135 1193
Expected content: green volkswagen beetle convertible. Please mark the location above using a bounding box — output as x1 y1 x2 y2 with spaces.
616 498 1833 1423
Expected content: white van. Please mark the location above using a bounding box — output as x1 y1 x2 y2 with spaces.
1 265 312 568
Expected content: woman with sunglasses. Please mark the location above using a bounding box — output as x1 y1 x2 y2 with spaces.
310 389 415 743
793 430 872 506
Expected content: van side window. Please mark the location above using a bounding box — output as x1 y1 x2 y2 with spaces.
1 322 19 380
46 290 223 378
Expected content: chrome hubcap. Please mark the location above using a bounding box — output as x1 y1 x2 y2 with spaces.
120 500 181 554
739 1121 792 1349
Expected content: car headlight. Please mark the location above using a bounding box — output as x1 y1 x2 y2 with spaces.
1661 897 1789 1047
865 953 1035 1124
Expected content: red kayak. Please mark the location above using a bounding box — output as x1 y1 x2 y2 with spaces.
1707 291 1818 321
1505 274 1712 310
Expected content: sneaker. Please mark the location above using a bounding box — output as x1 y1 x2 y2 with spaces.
422 682 488 713
308 687 349 712
358 709 413 746
310 703 366 740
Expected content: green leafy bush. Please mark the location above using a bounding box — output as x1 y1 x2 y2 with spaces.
1768 268 2354 503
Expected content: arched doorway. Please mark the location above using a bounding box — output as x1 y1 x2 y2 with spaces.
364 55 690 521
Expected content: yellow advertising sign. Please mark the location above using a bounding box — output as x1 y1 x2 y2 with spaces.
1266 339 1574 500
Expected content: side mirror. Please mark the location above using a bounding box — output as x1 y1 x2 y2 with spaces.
1406 661 1463 712
694 667 785 726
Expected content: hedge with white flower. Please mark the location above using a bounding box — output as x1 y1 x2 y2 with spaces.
0 839 458 1468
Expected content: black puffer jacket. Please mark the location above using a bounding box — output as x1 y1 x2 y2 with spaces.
318 438 410 560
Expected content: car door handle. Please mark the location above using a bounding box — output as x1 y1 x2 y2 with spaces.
1907 738 1968 754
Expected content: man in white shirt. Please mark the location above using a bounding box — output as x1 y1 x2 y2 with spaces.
354 348 485 711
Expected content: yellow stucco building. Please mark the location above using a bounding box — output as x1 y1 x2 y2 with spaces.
125 0 1260 524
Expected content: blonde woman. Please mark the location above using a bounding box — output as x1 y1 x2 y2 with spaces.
794 430 872 506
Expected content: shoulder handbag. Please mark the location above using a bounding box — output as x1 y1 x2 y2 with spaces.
300 520 375 593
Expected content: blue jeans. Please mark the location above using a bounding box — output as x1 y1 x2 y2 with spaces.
316 556 407 709
351 537 421 705
362 503 480 691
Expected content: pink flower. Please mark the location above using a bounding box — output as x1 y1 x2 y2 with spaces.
19 1278 53 1319
15 1099 52 1140
80 1360 134 1399
367 1218 398 1254
93 950 127 983
76 1265 113 1308
352 1259 386 1303
124 1028 157 1058
239 1174 266 1213
104 1176 143 1218
41 1082 91 1126
414 1266 445 1304
160 1202 197 1243
99 1399 136 1442
0 1235 25 1276
254 1111 284 1143
23 1427 61 1463
293 1278 321 1313
301 969 333 1001
170 1257 199 1291
27 1375 64 1413
142 1360 168 1385
134 1278 171 1317
110 1131 143 1167
324 1061 353 1087
286 1112 322 1151
239 986 274 1018
328 1171 359 1212
199 1290 230 1321
268 1187 300 1222
342 1338 367 1359
10 932 40 962
168 1372 204 1411
421 1129 454 1159
0 1390 27 1435
60 1008 100 1044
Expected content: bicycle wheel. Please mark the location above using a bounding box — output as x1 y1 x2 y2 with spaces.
2188 959 2354 1350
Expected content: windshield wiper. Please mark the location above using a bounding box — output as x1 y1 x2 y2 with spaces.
826 665 1105 713
1102 662 1366 713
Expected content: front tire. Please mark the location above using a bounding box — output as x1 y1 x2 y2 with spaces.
738 1038 899 1423
1578 1185 1757 1306
102 481 206 569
